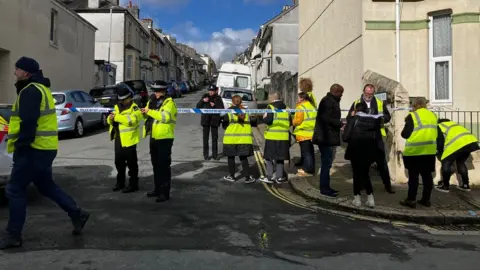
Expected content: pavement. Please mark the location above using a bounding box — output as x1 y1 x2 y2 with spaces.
253 124 480 225
0 90 479 269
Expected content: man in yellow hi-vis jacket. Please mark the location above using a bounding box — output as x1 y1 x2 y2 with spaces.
108 83 143 193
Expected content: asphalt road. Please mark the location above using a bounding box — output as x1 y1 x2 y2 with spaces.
0 90 479 269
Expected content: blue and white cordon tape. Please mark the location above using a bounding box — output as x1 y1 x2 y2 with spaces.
63 107 412 114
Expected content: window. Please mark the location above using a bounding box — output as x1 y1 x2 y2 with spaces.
126 55 133 80
429 14 452 103
70 91 86 103
266 58 271 76
52 94 65 105
80 92 95 103
235 76 249 89
50 9 58 46
127 22 132 44
222 90 253 101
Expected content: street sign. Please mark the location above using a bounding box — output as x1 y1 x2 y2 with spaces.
375 92 387 100
105 64 111 72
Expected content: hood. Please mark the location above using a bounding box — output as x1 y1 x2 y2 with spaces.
15 70 51 94
270 100 287 109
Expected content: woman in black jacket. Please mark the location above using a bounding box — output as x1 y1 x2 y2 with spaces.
343 102 383 208
196 85 224 160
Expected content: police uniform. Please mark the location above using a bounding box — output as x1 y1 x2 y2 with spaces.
436 120 479 191
400 107 438 207
143 82 177 202
108 84 142 193
260 101 291 184
1 57 88 250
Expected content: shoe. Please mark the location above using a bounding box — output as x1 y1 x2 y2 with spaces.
122 185 139 193
259 177 274 184
204 156 211 161
244 176 256 184
0 234 22 250
296 169 313 177
112 184 125 192
399 199 416 209
156 194 170 203
146 190 160 197
71 210 90 236
417 199 431 207
365 194 375 208
275 177 288 184
457 183 471 191
320 189 337 198
385 186 395 194
329 187 339 194
352 195 361 207
223 175 236 182
212 155 220 161
435 183 450 193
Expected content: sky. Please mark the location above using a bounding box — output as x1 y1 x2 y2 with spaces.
119 0 293 65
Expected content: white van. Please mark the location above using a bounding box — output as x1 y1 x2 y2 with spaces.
216 63 251 90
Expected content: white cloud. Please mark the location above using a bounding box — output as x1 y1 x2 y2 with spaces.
169 21 202 40
185 28 256 66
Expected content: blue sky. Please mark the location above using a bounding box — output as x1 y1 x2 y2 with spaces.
120 0 293 64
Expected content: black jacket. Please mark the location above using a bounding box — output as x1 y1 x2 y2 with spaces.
312 92 342 146
343 112 382 161
347 96 391 123
13 71 54 152
196 94 223 127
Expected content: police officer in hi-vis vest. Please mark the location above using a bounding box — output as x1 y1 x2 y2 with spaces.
108 83 143 193
435 119 479 192
347 84 395 194
0 57 89 250
259 92 291 184
400 97 438 208
142 81 177 202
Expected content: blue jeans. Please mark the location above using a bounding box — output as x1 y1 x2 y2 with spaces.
6 148 81 237
299 140 315 174
319 145 334 190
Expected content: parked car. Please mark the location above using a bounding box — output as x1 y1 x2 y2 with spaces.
54 90 107 137
123 80 149 107
186 81 195 91
166 81 182 98
0 104 12 200
89 81 147 110
218 87 257 109
178 81 190 94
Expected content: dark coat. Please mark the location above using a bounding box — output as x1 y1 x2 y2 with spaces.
196 94 223 127
343 113 381 163
13 71 55 153
312 92 342 146
263 100 291 161
222 106 257 157
401 114 436 172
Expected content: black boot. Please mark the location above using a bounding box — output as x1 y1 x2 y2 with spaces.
71 210 90 236
0 233 22 250
156 194 170 202
122 178 139 193
112 184 125 192
385 185 395 194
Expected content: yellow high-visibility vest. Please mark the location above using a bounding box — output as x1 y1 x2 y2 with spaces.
143 97 177 139
438 121 478 160
354 97 386 136
223 113 253 145
264 104 290 141
7 83 58 153
403 108 438 156
293 101 316 138
107 102 142 147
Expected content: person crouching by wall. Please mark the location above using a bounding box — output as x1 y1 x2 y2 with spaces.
343 102 383 208
293 92 317 177
222 95 257 183
400 97 437 208
108 83 142 193
259 92 291 184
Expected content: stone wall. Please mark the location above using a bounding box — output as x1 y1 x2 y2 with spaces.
264 72 298 108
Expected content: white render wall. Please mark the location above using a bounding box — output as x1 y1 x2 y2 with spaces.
0 0 96 103
78 13 125 84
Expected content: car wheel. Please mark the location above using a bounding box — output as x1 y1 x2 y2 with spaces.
74 118 84 137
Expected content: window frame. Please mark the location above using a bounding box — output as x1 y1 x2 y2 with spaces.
50 9 58 47
126 55 133 80
428 13 453 105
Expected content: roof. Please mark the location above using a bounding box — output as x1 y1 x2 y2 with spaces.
53 0 97 31
261 4 298 27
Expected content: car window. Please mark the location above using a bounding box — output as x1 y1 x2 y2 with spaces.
235 76 249 88
222 90 253 101
52 94 65 105
89 87 117 97
124 81 145 94
70 91 85 103
80 92 95 103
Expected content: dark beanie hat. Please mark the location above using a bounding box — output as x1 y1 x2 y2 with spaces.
15 57 40 74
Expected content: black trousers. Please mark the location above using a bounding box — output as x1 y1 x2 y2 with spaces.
441 152 470 187
407 170 433 201
150 138 174 196
351 160 373 195
227 156 250 177
114 145 139 187
202 125 218 158
375 148 392 188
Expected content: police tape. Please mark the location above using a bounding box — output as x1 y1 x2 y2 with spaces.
60 107 413 114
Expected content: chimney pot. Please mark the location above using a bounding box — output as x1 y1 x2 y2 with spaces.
88 0 99 9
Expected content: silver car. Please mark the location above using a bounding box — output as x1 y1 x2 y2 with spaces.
218 87 258 109
53 90 107 137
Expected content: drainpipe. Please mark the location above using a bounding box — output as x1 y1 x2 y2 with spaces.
107 8 113 83
395 0 401 82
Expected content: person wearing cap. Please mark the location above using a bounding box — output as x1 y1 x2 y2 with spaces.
196 84 223 160
142 81 177 202
1 57 89 250
107 83 142 193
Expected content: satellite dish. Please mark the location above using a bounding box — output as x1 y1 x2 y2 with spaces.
275 56 282 64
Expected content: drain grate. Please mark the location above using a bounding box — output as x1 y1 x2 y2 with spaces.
429 224 480 232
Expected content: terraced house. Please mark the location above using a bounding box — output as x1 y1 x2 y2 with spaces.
299 0 480 111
